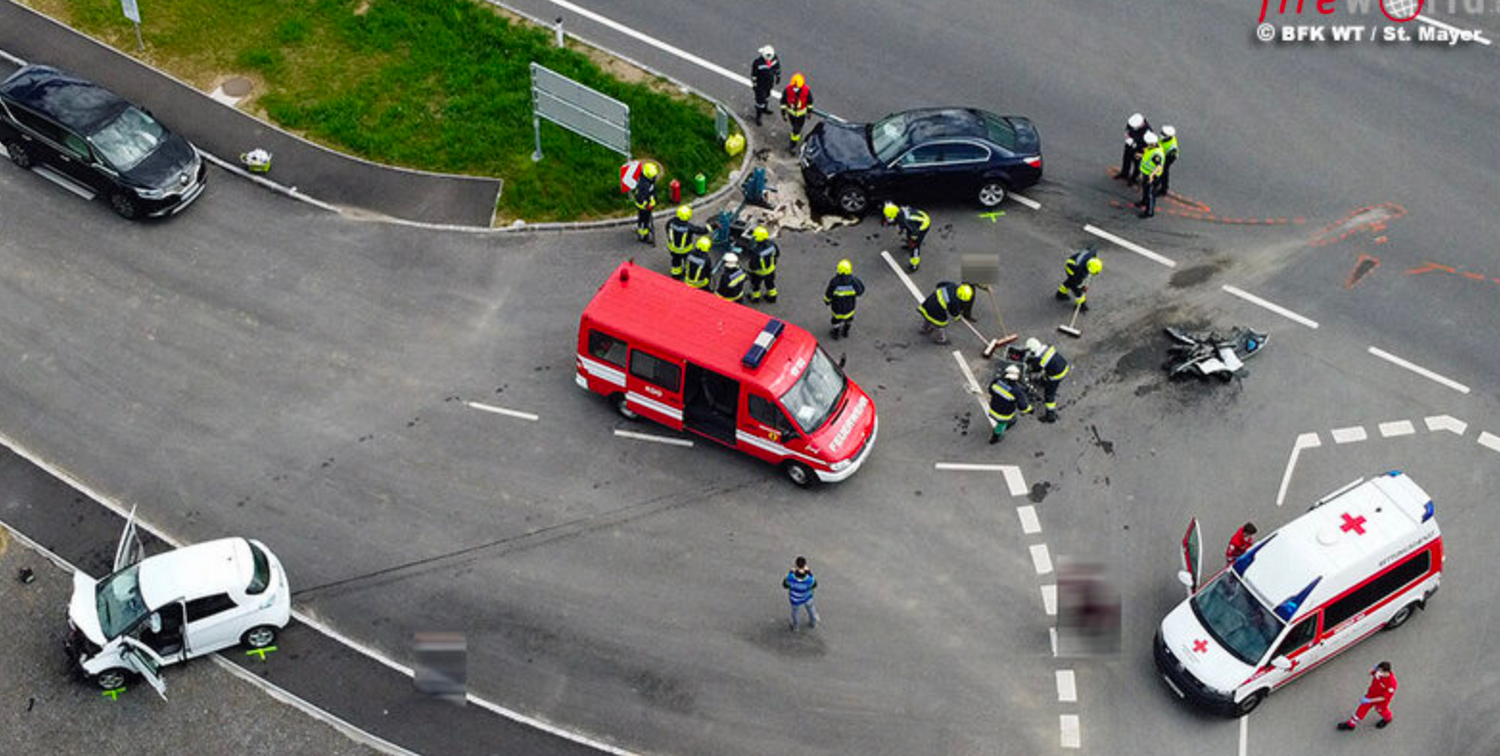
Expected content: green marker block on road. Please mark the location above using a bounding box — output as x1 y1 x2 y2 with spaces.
246 646 279 661
979 211 1006 223
102 687 125 701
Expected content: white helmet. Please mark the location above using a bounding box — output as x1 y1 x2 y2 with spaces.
759 45 775 60
1025 337 1044 357
1127 113 1144 129
722 253 740 268
1161 125 1176 138
1143 131 1159 145
1004 365 1021 381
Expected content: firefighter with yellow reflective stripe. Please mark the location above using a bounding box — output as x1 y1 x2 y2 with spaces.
716 253 748 302
634 162 659 244
1025 337 1070 423
917 282 975 345
665 205 708 280
883 202 931 272
823 259 866 340
987 364 1032 445
683 237 714 289
746 226 780 303
1055 246 1102 312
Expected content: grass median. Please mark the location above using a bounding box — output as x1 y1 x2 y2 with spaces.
27 0 739 222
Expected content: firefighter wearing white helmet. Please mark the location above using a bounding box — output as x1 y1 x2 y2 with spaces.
1157 125 1179 198
823 258 866 340
1119 113 1153 187
1024 337 1070 423
883 202 932 272
917 282 976 345
1136 132 1165 219
750 46 781 126
715 252 748 302
665 205 708 280
1056 246 1103 312
987 363 1033 445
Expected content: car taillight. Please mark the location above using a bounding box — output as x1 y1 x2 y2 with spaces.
1023 156 1042 168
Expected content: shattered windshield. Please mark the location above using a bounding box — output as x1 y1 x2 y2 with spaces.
95 564 150 640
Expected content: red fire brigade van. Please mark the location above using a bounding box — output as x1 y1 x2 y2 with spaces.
576 261 877 486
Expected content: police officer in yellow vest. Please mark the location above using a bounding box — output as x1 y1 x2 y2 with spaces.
987 364 1033 445
665 205 709 280
746 226 780 303
1135 132 1164 219
1156 126 1179 198
716 253 748 302
823 259 866 340
683 236 714 290
634 162 659 244
1024 337 1070 423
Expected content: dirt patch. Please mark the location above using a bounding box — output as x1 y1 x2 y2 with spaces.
353 0 371 15
1169 263 1216 289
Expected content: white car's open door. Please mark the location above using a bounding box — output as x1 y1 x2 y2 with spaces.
113 505 143 573
120 637 168 700
1179 517 1203 596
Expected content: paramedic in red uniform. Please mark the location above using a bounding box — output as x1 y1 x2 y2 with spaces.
1224 522 1257 564
1338 661 1397 731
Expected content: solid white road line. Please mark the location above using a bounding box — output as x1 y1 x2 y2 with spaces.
880 249 925 302
1030 544 1054 575
1424 415 1468 436
1082 224 1177 268
1379 420 1416 438
1016 505 1042 535
613 429 694 447
1479 431 1500 455
1276 432 1322 507
1416 13 1492 45
1059 714 1081 749
1010 192 1042 210
535 0 750 86
1049 627 1059 657
1040 584 1058 616
1239 713 1249 756
1331 426 1367 444
1002 466 1027 497
934 462 1008 472
1367 346 1471 394
1220 285 1320 329
951 350 984 395
466 401 540 422
1056 669 1077 703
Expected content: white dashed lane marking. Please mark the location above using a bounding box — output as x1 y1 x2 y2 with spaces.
1060 714 1081 749
1002 466 1027 497
1220 284 1320 329
1029 544 1053 575
1379 420 1416 438
1040 584 1057 616
1055 670 1077 703
1009 192 1042 210
1016 505 1042 535
1082 224 1177 268
1425 415 1468 435
1367 346 1471 394
1480 432 1500 455
1331 426 1367 444
466 401 540 422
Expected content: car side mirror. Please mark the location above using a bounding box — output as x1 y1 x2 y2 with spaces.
1176 570 1194 589
148 613 162 633
838 353 847 369
1270 656 1293 671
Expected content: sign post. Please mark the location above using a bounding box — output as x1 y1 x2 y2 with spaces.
119 0 144 51
530 62 630 162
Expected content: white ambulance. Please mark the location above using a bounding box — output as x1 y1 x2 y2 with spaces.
1154 471 1442 716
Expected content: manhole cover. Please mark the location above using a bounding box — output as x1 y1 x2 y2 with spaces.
221 77 253 97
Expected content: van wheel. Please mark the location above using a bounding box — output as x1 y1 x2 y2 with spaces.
612 394 639 420
96 668 130 690
1235 689 1266 717
783 461 815 488
1384 602 1419 630
242 625 278 649
110 192 140 220
6 140 33 169
977 181 1007 208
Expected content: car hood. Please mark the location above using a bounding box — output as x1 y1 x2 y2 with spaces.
121 132 198 190
69 571 107 645
806 121 878 172
1159 599 1255 695
808 382 875 461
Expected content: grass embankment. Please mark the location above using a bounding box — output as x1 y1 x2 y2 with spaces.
31 0 738 222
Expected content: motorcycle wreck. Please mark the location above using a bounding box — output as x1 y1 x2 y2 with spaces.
1161 326 1268 381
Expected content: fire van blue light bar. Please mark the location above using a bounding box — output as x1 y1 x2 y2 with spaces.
742 319 785 369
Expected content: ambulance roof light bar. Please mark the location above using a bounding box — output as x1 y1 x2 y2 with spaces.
742 319 785 369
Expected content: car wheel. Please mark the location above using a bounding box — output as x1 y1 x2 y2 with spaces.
1235 689 1266 717
96 668 130 690
977 181 1007 208
241 625 278 649
835 184 869 216
613 394 639 420
6 140 32 169
783 461 815 488
1384 602 1419 630
110 192 140 220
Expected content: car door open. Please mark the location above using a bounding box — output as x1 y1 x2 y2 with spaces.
1179 517 1202 595
120 637 168 700
114 505 143 573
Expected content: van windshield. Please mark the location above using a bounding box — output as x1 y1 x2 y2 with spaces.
1190 570 1284 666
780 347 846 434
90 106 165 171
95 564 150 640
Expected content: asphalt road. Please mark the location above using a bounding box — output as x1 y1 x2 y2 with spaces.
2 1 1499 755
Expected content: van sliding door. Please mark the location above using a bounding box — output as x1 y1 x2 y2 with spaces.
682 363 740 446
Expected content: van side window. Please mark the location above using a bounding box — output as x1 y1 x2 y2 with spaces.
1323 550 1431 630
1273 615 1317 658
185 593 239 622
629 350 682 391
747 394 796 438
588 330 628 367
